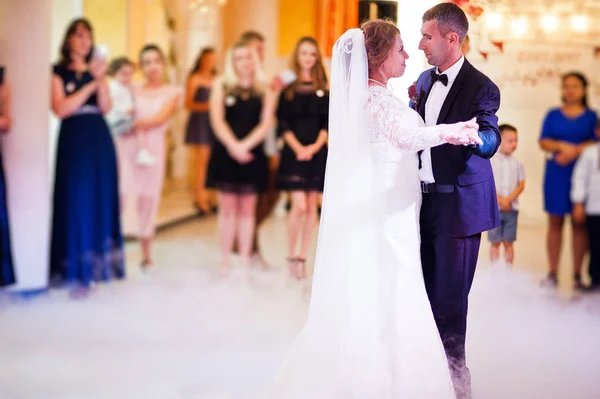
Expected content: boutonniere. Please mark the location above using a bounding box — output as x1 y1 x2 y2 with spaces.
408 81 420 110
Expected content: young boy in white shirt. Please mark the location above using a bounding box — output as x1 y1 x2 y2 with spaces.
489 124 526 265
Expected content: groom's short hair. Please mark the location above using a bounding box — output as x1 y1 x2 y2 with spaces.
422 3 469 42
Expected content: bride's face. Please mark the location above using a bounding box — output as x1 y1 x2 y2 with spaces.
381 34 409 79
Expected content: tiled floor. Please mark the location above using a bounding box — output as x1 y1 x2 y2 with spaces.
1 214 599 398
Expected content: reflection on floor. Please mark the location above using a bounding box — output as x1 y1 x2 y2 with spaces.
1 215 599 399
155 178 199 228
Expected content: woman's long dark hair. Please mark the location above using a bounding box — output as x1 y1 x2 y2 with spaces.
562 71 589 108
188 47 216 78
284 37 328 101
58 18 94 67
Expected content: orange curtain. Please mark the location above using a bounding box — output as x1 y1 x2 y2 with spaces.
316 0 358 57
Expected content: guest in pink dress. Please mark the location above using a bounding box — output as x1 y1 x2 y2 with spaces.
120 44 180 270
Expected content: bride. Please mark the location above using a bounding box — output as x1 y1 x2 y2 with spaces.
266 21 481 398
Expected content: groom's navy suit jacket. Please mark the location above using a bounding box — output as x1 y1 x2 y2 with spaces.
415 59 501 238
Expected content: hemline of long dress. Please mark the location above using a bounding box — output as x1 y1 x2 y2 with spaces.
49 113 124 289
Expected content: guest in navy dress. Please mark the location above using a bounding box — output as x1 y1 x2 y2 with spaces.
539 72 597 289
207 40 275 276
0 66 15 288
276 37 329 279
50 19 124 297
185 47 217 213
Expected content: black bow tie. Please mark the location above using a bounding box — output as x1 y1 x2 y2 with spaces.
431 71 449 86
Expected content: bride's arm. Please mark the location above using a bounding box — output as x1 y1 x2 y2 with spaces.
367 91 478 152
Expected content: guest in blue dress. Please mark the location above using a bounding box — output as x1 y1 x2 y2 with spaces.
539 72 597 289
0 66 16 288
50 19 124 297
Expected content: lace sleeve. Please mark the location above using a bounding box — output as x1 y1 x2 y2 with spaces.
367 88 446 152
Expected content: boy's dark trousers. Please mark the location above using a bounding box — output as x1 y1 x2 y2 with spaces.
587 215 600 286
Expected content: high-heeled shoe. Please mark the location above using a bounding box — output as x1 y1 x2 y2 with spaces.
70 286 90 299
295 258 307 280
286 257 298 278
140 259 154 272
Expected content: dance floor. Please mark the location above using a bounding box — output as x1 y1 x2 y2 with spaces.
1 215 599 399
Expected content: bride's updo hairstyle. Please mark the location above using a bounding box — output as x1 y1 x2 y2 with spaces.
361 19 400 73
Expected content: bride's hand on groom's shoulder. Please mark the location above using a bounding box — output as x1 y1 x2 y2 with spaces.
442 117 482 146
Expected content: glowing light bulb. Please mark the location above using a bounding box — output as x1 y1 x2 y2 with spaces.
511 17 528 37
570 15 589 32
486 12 504 30
540 14 559 33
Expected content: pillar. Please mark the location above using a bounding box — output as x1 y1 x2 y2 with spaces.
222 0 279 76
0 0 54 290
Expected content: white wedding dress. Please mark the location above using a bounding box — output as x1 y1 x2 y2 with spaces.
265 28 456 399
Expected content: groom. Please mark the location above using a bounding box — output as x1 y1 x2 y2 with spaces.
414 3 501 398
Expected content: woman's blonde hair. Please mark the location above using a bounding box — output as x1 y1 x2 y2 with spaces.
221 40 267 95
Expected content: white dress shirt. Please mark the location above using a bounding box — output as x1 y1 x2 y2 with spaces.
419 56 465 183
491 152 525 210
571 143 600 215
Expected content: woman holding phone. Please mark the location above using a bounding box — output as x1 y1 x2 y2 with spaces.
49 19 124 297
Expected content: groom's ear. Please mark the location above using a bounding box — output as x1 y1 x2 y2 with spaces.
447 31 460 46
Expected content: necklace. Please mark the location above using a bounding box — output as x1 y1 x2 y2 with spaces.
368 78 388 88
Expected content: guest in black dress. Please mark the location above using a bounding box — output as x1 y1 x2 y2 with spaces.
185 47 217 213
240 31 285 267
276 37 329 279
0 66 15 288
207 40 275 276
50 19 124 298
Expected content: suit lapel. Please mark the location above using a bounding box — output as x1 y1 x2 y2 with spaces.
436 60 471 124
418 69 434 120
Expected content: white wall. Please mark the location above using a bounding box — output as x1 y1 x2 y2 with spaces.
222 0 279 77
472 40 600 226
0 0 54 290
50 0 83 187
389 0 438 102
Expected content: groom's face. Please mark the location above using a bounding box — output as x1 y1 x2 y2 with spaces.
419 20 449 67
